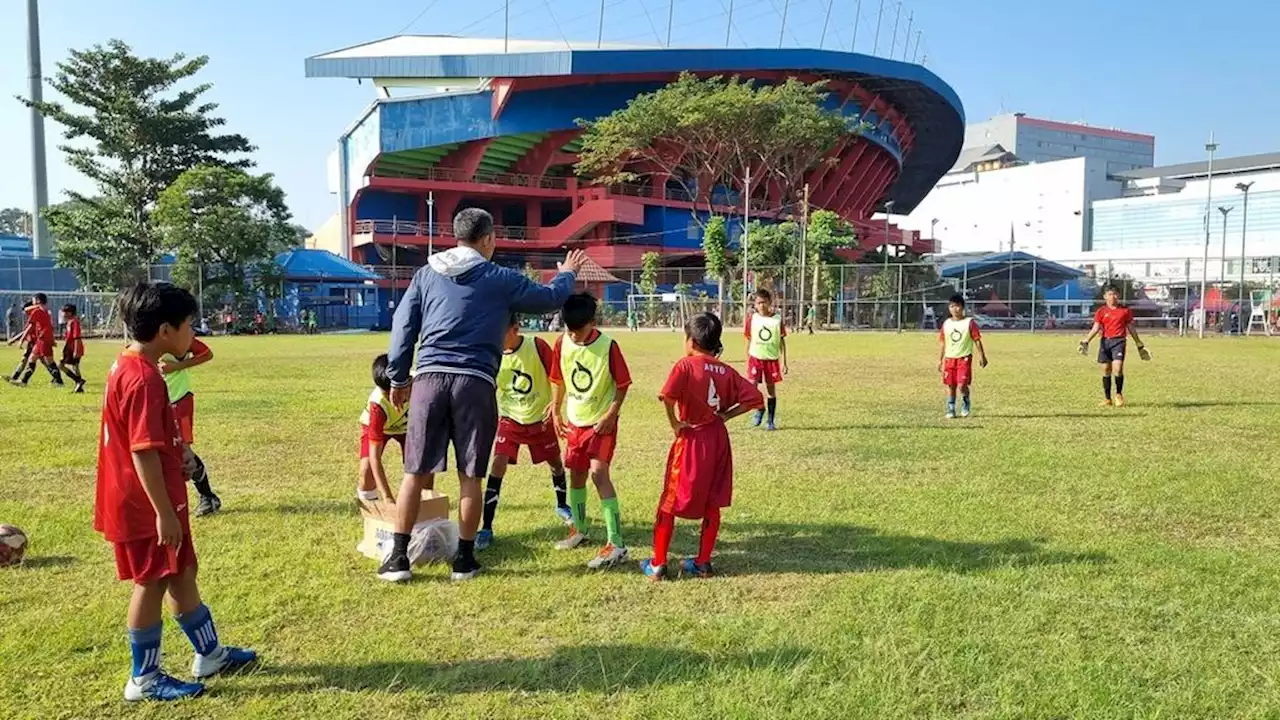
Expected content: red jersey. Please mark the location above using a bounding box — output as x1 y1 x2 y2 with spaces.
660 354 764 427
1095 305 1133 339
94 351 189 543
549 330 633 389
27 305 54 343
64 317 84 358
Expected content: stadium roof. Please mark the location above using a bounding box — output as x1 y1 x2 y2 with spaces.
306 36 965 213
276 249 379 283
1113 151 1280 181
937 251 1085 285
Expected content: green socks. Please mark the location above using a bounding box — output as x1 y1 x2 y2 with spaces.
569 486 589 534
601 497 623 547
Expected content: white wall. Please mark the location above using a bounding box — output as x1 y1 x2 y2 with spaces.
897 156 1122 259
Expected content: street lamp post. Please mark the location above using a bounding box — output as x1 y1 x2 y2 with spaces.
882 200 895 268
930 217 939 251
1219 205 1233 332
1198 133 1218 339
1236 181 1254 322
426 191 435 256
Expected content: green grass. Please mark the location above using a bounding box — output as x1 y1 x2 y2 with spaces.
4 331 1280 719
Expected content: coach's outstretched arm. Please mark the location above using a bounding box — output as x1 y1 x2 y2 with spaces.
386 269 425 406
508 249 586 314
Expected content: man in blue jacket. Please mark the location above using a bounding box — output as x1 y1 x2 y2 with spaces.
379 208 585 582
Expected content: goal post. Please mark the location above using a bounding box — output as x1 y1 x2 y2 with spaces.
625 292 693 330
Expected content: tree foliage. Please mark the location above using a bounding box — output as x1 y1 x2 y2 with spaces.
639 251 662 324
154 166 293 307
744 220 797 280
702 215 732 316
0 208 32 236
44 197 149 290
20 39 254 285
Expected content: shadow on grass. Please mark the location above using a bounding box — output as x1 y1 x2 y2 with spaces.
221 499 358 517
980 412 1138 419
714 523 1109 576
781 424 983 431
250 644 813 696
17 555 76 569
1146 400 1280 409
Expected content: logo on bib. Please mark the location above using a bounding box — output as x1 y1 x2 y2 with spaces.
758 326 773 342
950 329 963 343
570 360 594 393
511 369 533 395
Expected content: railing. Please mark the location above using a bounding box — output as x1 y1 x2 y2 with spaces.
416 165 570 190
607 182 777 213
363 265 418 280
354 219 539 242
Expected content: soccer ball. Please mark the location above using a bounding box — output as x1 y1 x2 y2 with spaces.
0 525 28 567
406 518 459 566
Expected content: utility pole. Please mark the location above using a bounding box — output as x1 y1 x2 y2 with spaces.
1198 132 1217 339
27 0 50 257
799 183 809 324
1237 181 1254 318
741 167 752 322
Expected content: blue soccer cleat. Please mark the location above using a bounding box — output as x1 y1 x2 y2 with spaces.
123 672 205 702
555 504 574 525
681 557 714 579
752 410 764 427
191 645 258 680
475 528 494 551
639 558 666 581
765 420 777 431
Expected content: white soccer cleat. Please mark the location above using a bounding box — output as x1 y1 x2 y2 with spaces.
586 543 629 569
555 528 588 550
944 410 957 420
191 645 258 679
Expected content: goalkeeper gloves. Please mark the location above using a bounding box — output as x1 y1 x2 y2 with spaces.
1138 345 1151 361
1077 340 1089 355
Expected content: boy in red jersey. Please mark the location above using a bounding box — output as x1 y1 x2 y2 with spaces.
96 282 255 702
357 353 407 504
59 303 87 393
641 312 763 580
1078 286 1150 407
7 292 64 387
744 288 787 430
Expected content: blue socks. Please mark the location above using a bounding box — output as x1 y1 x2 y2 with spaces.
946 398 957 414
962 395 971 414
128 623 163 679
176 604 220 657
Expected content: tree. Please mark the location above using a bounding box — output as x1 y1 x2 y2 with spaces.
290 224 312 247
44 196 150 290
0 208 32 236
639 251 661 325
804 210 857 320
20 39 253 283
744 220 796 285
702 215 732 318
154 166 294 308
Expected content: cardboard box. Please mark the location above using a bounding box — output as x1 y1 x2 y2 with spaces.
356 491 450 561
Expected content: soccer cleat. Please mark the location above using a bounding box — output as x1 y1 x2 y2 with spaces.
555 528 589 550
123 671 205 702
194 495 221 517
6 378 26 387
960 402 972 418
191 645 258 679
640 558 666 581
73 382 85 394
1114 394 1126 408
377 552 412 582
765 420 777 431
555 504 574 525
681 557 714 578
1100 399 1113 408
587 543 629 569
450 554 483 581
945 410 957 420
475 529 493 551
751 410 764 427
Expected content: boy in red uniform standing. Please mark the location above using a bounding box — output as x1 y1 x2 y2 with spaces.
642 313 763 580
7 292 64 387
96 282 255 702
1079 286 1151 407
60 303 87 393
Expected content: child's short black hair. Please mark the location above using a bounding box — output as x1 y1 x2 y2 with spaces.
562 293 598 331
32 292 47 304
754 288 773 302
1103 285 1119 295
61 303 77 316
454 208 494 244
371 353 391 393
685 312 724 356
117 282 198 342
948 293 965 308
509 311 521 328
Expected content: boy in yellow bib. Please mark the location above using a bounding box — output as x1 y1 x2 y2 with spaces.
549 293 632 569
744 288 788 430
938 294 988 419
357 354 408 503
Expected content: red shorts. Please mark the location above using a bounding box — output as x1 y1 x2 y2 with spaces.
659 422 733 520
563 424 617 472
113 532 197 583
942 356 973 387
494 417 561 465
747 356 783 384
32 338 54 358
359 430 406 459
173 393 196 445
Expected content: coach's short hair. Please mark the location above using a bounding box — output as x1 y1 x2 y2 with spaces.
454 208 495 244
562 293 598 331
117 282 197 342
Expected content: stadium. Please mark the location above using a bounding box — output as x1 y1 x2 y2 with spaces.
305 37 965 299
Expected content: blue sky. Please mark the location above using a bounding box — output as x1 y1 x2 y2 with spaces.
1 0 1275 231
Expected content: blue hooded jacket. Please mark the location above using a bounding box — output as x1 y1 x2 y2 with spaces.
387 246 576 387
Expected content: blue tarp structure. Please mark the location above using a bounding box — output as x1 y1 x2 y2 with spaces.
272 249 380 330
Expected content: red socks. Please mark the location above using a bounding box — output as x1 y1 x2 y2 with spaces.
652 512 675 567
697 507 721 566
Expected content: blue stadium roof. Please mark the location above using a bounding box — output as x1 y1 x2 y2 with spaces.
306 37 966 212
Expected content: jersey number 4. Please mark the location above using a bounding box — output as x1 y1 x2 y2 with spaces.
707 381 721 411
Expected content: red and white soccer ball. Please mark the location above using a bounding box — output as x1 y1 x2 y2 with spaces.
0 524 28 567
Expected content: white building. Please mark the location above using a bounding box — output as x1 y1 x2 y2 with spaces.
965 112 1155 174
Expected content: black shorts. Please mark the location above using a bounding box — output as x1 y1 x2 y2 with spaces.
403 372 498 479
1097 337 1127 364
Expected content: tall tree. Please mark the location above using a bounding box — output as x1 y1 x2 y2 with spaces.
702 215 733 318
744 220 797 285
154 166 294 308
639 251 662 324
42 197 148 290
805 209 857 315
20 39 254 284
0 208 33 236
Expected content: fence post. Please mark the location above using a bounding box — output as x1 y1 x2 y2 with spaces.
896 263 904 333
1183 257 1191 336
838 265 845 328
962 262 968 299
1030 259 1037 333
16 256 22 293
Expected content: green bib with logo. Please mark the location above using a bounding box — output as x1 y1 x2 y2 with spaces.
161 352 192 404
748 313 783 360
360 388 410 436
559 332 617 427
943 317 976 359
497 337 553 425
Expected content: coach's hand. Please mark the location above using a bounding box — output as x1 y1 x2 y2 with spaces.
559 249 587 275
156 511 182 548
390 384 412 408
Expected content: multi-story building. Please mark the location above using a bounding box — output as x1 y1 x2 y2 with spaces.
964 112 1154 175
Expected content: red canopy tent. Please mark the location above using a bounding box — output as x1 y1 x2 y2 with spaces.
1193 287 1234 312
981 294 1012 317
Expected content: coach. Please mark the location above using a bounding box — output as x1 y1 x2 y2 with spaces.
379 208 585 583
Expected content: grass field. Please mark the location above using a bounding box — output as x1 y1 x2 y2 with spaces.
3 330 1280 719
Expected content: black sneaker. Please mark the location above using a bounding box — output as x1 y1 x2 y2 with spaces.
73 382 85 394
451 554 482 582
378 553 412 583
194 494 221 517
